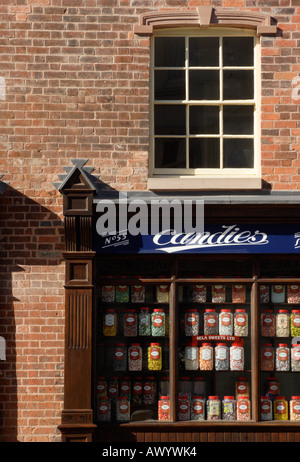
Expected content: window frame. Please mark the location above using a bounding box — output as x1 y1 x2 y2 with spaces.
149 27 261 190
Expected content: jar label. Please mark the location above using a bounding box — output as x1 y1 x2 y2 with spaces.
293 315 300 326
238 401 249 413
117 285 128 292
292 349 300 360
103 285 114 292
153 315 163 327
216 347 227 360
270 383 279 393
150 347 160 360
263 315 273 325
233 285 244 292
292 403 300 414
193 402 203 414
161 404 169 411
179 403 189 413
213 285 225 292
261 401 271 414
207 315 217 327
221 314 231 326
186 314 196 325
133 385 142 394
276 402 286 413
277 314 288 328
114 349 124 360
99 404 109 414
133 285 144 292
186 348 197 361
237 383 247 393
119 403 129 413
263 348 273 359
105 314 115 326
158 285 168 293
130 347 140 360
125 315 136 326
144 384 153 394
194 285 205 292
273 285 284 293
236 315 246 326
278 348 288 361
289 285 300 293
108 386 117 395
232 348 242 361
202 348 212 360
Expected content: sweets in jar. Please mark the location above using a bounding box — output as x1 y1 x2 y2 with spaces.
276 310 290 337
97 377 107 398
232 283 246 303
264 376 280 401
288 284 300 304
120 377 131 398
132 377 143 404
107 377 119 400
237 396 251 421
98 397 111 422
199 343 213 371
235 377 250 400
207 396 221 420
191 396 205 421
184 309 199 337
116 396 130 421
215 343 229 371
260 284 270 304
184 343 199 370
275 344 290 371
148 343 162 370
212 282 226 303
261 310 275 337
260 396 272 421
128 343 142 371
138 307 151 336
131 280 145 303
290 310 300 337
113 343 127 371
116 281 130 303
290 396 300 421
271 284 285 304
274 396 288 420
261 344 274 371
123 309 137 337
151 309 165 336
158 396 170 421
204 309 218 335
143 377 157 405
101 281 115 302
189 282 206 303
219 309 233 336
156 282 169 303
103 309 117 336
222 396 236 421
291 343 300 372
234 309 248 337
230 342 244 371
178 395 191 421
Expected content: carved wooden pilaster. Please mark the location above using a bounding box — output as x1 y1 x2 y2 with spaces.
55 160 98 442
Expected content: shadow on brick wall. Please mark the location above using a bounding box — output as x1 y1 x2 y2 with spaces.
0 186 64 442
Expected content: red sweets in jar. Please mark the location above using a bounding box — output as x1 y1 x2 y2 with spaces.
237 396 251 421
261 310 275 337
158 396 170 421
261 344 274 371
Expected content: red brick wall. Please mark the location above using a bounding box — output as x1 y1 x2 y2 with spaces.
1 0 300 442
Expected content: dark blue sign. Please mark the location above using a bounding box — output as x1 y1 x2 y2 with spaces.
94 224 300 255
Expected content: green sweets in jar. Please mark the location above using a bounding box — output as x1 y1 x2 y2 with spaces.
291 310 300 337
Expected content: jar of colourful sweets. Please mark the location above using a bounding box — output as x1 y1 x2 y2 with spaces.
178 395 190 421
120 377 131 399
219 309 233 336
261 343 274 371
215 343 229 371
230 342 244 371
260 284 270 304
128 343 142 371
237 396 251 421
288 284 300 304
189 281 206 303
132 377 143 404
276 310 290 337
116 396 130 421
274 396 288 420
101 279 115 302
204 309 218 335
116 279 130 303
148 343 162 370
234 309 248 337
123 309 137 337
138 307 151 336
207 396 221 420
156 281 169 303
291 343 300 372
271 283 286 304
261 310 275 337
199 343 213 371
275 344 290 372
222 396 236 421
112 343 127 371
96 377 107 398
232 282 246 303
191 396 205 421
184 309 199 337
98 397 111 422
291 310 300 337
151 308 165 336
290 396 300 421
143 377 157 405
260 396 272 421
158 396 170 421
212 280 226 303
102 309 117 336
107 377 119 400
131 278 145 303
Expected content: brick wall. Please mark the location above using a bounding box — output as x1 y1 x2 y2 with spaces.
1 0 300 442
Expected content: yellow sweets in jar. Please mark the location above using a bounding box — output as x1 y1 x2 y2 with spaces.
102 309 117 336
274 396 288 420
148 343 162 370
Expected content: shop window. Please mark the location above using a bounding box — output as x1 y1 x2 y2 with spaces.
149 30 261 190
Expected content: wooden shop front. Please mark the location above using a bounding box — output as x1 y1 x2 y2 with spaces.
56 161 300 443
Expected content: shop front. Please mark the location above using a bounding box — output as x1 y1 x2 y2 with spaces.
56 160 300 443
